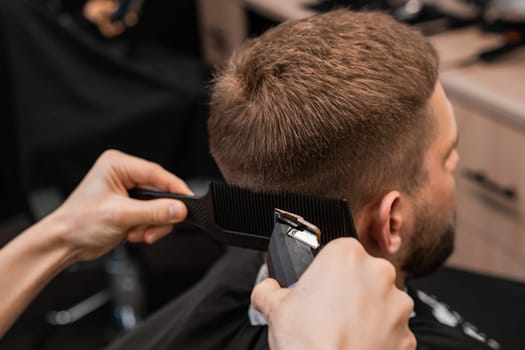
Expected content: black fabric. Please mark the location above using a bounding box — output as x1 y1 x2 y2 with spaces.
409 268 525 350
0 0 220 199
0 0 25 220
407 287 499 350
106 247 268 350
133 1 202 57
106 247 507 350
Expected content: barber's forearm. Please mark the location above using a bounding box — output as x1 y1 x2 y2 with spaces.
0 150 191 336
0 212 76 336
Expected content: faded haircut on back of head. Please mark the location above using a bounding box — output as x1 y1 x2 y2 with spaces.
208 9 439 214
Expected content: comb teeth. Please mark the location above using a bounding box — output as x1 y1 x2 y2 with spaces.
211 182 357 246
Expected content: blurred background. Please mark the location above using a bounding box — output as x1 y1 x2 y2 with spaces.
1 0 524 349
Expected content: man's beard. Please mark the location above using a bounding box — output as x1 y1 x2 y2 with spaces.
401 203 455 279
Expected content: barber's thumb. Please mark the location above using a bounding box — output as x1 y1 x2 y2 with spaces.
128 198 187 226
251 278 289 320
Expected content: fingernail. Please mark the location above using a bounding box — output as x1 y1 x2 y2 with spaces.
169 202 184 221
145 233 155 244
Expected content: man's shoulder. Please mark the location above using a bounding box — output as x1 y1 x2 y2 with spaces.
407 287 501 350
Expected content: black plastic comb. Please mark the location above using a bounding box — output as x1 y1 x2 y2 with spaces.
129 182 357 251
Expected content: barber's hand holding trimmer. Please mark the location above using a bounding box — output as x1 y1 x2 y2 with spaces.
252 238 416 350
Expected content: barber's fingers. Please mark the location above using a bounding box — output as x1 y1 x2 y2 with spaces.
121 155 193 195
126 224 173 244
404 331 417 350
396 305 417 350
144 225 173 244
396 289 415 323
393 289 417 350
83 1 127 38
98 150 193 195
401 323 417 350
123 11 139 27
121 198 187 228
127 225 148 242
84 0 116 21
251 278 289 322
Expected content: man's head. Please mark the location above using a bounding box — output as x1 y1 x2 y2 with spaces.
208 10 458 284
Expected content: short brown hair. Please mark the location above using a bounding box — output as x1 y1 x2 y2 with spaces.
208 9 439 213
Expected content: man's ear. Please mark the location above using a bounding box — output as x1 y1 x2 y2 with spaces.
372 190 404 256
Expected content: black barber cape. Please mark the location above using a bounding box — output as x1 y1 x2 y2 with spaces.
106 247 501 350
